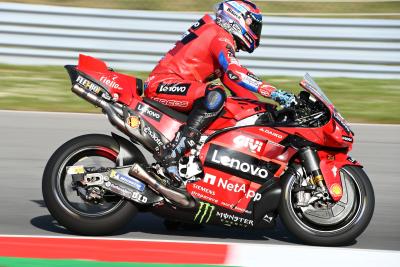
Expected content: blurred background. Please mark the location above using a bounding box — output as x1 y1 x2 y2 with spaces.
0 0 399 123
0 2 400 265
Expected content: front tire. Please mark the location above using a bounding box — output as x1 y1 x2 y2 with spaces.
42 134 141 235
279 165 375 246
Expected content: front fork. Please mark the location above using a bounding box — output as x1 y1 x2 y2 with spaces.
299 147 329 197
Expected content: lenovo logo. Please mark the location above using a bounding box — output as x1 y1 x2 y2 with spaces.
135 103 162 122
156 83 190 96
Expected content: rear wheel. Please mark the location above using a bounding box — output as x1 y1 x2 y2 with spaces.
42 134 142 235
279 165 375 246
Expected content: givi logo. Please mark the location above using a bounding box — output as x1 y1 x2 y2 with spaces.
233 135 264 153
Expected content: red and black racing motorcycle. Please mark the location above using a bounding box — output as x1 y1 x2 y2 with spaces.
42 55 374 246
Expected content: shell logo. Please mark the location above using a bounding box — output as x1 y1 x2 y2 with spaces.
330 183 343 198
127 116 140 129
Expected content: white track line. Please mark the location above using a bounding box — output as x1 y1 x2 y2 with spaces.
1 234 400 266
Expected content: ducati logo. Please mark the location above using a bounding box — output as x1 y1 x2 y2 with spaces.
194 202 215 224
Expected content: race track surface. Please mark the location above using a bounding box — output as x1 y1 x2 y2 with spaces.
0 110 399 250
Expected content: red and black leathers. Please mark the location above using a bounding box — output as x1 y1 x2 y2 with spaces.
144 14 276 113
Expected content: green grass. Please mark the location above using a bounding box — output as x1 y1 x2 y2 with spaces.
0 64 399 123
0 257 226 267
5 0 400 18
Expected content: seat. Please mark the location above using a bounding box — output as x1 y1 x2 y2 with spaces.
143 98 188 123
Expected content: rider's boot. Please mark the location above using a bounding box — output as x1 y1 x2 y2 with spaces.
159 125 201 185
158 85 227 185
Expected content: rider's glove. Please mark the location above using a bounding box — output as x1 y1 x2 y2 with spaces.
271 89 297 108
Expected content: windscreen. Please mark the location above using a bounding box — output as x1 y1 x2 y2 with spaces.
300 73 333 107
300 73 353 134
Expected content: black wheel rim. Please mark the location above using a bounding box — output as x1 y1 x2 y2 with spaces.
55 146 125 218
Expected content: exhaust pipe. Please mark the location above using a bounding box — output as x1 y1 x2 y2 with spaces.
71 84 127 135
129 163 195 208
72 85 193 206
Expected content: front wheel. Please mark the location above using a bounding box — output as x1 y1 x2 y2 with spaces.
279 165 375 246
42 134 142 235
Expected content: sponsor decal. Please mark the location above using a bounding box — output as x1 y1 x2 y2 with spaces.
100 75 122 90
110 170 145 192
131 191 148 203
221 202 252 214
240 73 262 88
66 165 85 175
247 72 262 82
330 183 343 199
194 202 215 224
205 144 278 182
152 97 189 108
342 135 353 143
126 116 140 129
191 19 205 30
143 125 164 147
104 181 133 199
135 103 162 122
156 83 190 96
243 32 253 44
216 211 254 227
192 184 215 196
259 128 283 139
333 111 352 135
203 173 262 201
226 7 242 20
76 76 101 94
191 191 218 204
227 70 239 81
347 156 357 164
233 135 264 154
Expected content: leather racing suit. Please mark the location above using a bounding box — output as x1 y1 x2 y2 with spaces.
144 14 277 184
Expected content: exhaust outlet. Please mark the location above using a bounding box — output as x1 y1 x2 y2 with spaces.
129 163 195 208
71 84 127 135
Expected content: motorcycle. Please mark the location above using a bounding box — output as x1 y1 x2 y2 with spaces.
42 54 375 246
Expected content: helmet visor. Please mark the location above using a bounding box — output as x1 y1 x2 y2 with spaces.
249 13 262 47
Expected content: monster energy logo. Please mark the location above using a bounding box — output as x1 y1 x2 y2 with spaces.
194 202 215 224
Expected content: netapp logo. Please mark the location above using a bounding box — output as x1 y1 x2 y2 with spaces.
156 83 190 96
205 144 270 181
204 173 261 200
135 103 162 122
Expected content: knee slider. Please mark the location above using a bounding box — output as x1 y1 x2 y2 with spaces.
204 86 226 112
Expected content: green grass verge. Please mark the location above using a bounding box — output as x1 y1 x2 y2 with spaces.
0 64 399 123
5 0 400 18
0 257 226 267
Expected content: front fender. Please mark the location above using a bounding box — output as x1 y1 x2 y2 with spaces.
319 151 362 202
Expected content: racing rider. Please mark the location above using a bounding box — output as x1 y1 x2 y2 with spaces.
144 0 296 184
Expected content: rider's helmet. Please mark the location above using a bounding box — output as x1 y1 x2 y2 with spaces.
215 0 263 53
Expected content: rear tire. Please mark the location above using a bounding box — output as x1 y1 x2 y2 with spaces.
42 134 141 235
279 165 375 246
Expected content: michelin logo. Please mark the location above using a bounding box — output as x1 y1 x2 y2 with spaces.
110 170 145 192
